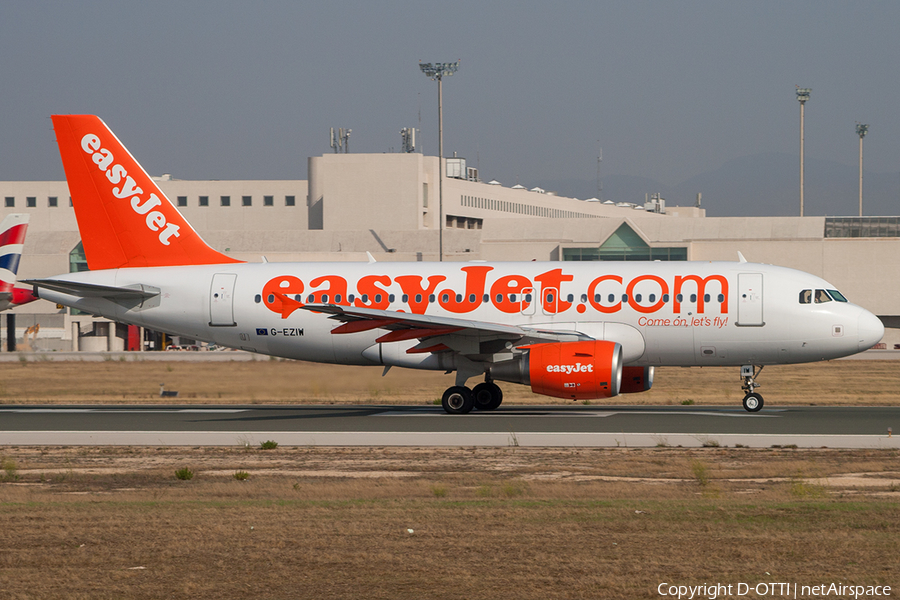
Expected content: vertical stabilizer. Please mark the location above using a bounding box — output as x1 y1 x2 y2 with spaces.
0 214 29 293
51 115 242 270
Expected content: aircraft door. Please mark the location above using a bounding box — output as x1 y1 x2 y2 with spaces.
737 273 764 326
209 273 237 327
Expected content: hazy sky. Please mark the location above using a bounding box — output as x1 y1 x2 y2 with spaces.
1 1 898 198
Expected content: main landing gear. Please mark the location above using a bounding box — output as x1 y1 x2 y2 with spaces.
740 364 764 412
441 378 504 415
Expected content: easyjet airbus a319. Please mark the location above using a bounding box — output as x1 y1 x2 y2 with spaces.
27 115 884 413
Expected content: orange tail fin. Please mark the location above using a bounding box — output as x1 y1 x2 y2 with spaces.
52 115 242 270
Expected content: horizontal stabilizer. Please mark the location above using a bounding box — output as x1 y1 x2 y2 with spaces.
24 279 159 300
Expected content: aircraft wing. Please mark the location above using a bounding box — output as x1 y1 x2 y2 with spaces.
298 302 586 357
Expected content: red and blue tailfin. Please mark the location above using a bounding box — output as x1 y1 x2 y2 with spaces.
0 214 28 294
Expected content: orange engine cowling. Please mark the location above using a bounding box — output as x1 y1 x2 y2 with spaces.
620 366 654 394
489 340 623 400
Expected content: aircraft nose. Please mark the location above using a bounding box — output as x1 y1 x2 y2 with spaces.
858 310 884 352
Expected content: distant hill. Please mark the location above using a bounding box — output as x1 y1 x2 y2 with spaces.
540 153 900 217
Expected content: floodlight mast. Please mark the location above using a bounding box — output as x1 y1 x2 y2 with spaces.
419 61 460 261
856 123 869 217
796 87 811 216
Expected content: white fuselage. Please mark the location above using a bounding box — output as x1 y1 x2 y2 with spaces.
39 260 883 369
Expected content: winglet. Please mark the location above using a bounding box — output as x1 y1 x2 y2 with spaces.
366 251 377 264
51 115 243 270
737 251 747 263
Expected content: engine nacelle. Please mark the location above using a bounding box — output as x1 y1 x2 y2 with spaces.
620 366 654 394
489 340 622 400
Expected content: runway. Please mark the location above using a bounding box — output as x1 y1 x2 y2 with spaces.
0 404 897 448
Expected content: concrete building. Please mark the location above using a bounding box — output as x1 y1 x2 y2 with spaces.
1 152 898 350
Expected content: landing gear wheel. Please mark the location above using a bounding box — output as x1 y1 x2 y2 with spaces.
742 392 764 413
740 365 764 412
473 382 503 411
442 386 475 414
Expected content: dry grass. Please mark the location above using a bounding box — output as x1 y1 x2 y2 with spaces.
0 446 898 599
0 358 896 406
0 359 897 597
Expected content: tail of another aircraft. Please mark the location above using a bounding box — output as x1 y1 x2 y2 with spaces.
0 214 29 293
51 115 242 270
0 213 37 309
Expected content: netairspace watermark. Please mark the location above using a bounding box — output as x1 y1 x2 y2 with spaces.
657 582 892 599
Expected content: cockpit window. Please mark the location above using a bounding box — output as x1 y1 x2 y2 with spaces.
828 289 848 302
799 289 812 304
814 289 832 303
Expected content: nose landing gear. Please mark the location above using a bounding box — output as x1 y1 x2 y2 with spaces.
741 365 764 412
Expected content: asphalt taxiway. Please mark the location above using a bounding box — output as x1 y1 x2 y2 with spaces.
0 404 897 448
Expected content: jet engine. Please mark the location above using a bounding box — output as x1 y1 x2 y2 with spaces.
489 340 622 400
620 366 654 394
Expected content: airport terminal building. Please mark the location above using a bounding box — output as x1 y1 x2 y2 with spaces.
1 151 898 350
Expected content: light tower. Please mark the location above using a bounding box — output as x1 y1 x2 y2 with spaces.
796 87 811 216
856 123 868 217
419 60 460 261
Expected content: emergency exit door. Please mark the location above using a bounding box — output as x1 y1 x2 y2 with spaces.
737 273 764 326
209 273 237 327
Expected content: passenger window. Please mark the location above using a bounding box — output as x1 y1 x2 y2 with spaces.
815 289 832 303
581 294 588 303
415 294 422 303
690 294 697 303
335 294 342 303
402 294 409 303
635 294 642 303
321 294 329 303
717 294 724 303
799 290 811 304
255 294 262 303
648 294 656 303
703 294 710 302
